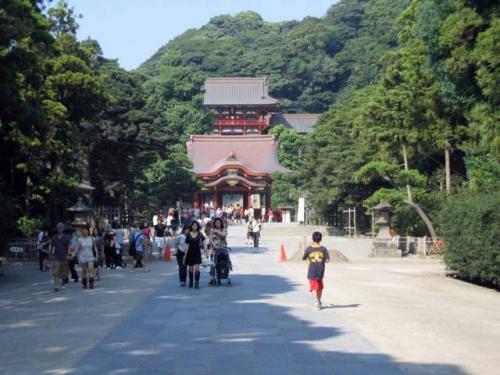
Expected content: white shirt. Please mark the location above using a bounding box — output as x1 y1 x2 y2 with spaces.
36 231 44 250
251 220 261 233
115 228 125 251
77 236 95 263
177 234 188 252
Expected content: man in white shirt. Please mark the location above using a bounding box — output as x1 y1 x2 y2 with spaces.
251 217 261 248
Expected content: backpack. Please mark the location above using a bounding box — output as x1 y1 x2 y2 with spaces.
128 232 139 256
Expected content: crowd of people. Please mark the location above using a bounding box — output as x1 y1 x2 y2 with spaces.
36 222 129 292
36 205 268 292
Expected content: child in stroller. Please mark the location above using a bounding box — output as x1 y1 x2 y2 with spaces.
211 247 232 286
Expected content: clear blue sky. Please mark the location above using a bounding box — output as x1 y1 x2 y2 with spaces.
67 0 338 71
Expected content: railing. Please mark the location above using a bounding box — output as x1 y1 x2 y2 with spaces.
213 119 268 127
396 236 446 257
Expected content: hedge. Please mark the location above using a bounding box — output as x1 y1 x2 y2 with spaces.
439 187 500 288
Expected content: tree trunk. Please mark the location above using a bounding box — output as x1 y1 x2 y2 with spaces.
404 199 438 242
402 144 412 201
401 145 438 242
445 142 451 194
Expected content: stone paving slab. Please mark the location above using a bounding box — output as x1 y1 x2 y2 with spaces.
0 257 177 375
1 225 473 374
66 227 404 375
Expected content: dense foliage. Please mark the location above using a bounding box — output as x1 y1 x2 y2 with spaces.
0 0 205 247
139 0 411 113
303 0 498 236
439 188 500 287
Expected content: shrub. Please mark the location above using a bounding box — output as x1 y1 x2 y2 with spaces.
438 186 500 288
16 216 43 239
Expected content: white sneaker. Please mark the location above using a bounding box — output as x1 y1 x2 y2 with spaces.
314 300 321 310
116 266 122 269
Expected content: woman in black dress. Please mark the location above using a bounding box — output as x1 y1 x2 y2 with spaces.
183 221 205 289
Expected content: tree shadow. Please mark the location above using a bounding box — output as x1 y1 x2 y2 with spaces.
66 260 469 375
0 261 175 375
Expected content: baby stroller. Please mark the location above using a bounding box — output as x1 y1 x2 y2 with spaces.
210 247 232 286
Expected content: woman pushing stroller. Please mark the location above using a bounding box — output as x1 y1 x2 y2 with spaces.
209 218 232 286
210 218 227 252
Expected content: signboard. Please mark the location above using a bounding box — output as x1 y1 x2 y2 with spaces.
9 246 23 253
252 194 261 209
298 197 305 224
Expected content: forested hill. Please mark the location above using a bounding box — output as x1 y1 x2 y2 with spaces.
138 0 411 113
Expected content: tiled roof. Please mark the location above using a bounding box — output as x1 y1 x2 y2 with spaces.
270 113 320 134
186 135 290 175
203 77 279 106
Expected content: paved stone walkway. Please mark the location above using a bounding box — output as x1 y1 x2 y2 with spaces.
68 227 403 375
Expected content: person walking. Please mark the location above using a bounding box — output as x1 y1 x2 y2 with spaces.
170 211 180 235
92 228 104 280
142 221 152 262
68 229 79 283
209 218 227 285
210 218 227 251
267 209 273 224
245 219 252 245
183 221 205 289
37 229 46 272
234 204 241 225
166 209 174 227
176 225 190 287
76 226 96 289
154 216 167 259
302 231 330 310
49 223 71 292
131 225 147 271
114 224 125 268
104 225 116 269
250 217 261 248
38 229 50 272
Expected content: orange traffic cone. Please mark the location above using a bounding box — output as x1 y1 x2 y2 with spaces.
163 244 171 262
279 244 287 262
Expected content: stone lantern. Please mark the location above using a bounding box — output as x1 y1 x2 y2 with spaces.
372 202 393 238
371 201 400 257
67 197 95 231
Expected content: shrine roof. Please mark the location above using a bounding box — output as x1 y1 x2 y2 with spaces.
187 135 290 175
270 113 319 134
203 77 279 106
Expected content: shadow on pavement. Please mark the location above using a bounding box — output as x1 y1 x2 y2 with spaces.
67 266 468 375
329 304 361 309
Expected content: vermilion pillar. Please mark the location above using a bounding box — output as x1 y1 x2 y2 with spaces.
215 191 222 208
266 186 272 214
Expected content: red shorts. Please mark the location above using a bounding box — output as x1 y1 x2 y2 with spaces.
309 279 324 291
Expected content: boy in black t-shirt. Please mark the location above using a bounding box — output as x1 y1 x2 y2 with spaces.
302 231 330 310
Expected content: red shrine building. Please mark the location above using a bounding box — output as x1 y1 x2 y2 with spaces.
187 77 318 217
